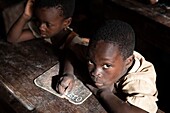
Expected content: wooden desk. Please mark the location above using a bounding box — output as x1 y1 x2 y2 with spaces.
109 0 170 27
104 0 170 54
0 39 107 113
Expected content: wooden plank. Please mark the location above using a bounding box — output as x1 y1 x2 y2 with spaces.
111 0 170 28
0 39 107 113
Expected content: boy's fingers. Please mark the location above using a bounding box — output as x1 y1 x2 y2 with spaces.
86 84 96 91
56 75 74 95
58 84 65 95
64 82 73 95
58 78 73 94
86 84 98 95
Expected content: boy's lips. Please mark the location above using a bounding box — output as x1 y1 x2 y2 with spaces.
95 82 103 87
91 77 103 87
40 33 47 37
40 31 47 36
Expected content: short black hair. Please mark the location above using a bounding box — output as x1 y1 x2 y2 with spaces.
34 0 75 18
90 19 135 59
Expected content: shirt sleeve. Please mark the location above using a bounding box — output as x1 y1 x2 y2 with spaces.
121 73 158 113
71 36 89 46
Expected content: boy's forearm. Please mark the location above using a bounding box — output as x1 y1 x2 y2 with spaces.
63 59 74 75
7 14 30 43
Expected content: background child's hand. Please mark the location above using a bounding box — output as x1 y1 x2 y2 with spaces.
23 0 35 20
56 74 75 95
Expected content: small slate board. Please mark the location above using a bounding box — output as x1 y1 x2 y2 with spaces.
34 64 92 105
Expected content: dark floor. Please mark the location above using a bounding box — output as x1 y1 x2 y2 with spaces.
0 97 16 113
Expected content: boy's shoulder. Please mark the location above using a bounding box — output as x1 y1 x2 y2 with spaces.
65 30 90 48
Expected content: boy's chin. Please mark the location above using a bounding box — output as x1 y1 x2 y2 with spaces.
40 33 50 38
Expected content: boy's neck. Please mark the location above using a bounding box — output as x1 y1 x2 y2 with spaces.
50 28 72 48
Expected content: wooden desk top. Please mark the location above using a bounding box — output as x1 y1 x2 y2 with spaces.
110 0 170 28
104 0 170 54
0 39 107 113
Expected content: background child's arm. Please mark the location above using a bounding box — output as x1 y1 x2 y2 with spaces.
7 0 35 43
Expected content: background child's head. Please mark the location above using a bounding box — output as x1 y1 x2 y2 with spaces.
34 0 75 19
90 19 135 60
32 0 75 38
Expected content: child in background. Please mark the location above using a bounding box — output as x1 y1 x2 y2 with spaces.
7 0 88 49
56 20 158 113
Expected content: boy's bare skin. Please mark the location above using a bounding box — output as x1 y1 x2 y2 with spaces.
7 0 71 44
57 41 147 113
56 20 158 113
85 41 147 113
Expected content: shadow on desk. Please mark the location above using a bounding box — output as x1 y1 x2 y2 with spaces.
0 39 107 113
0 97 16 113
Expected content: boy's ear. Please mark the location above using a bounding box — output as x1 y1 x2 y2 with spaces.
125 55 134 68
64 17 72 27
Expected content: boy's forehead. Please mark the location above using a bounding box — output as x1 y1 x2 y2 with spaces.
89 40 117 52
88 41 121 61
34 7 63 17
90 40 114 48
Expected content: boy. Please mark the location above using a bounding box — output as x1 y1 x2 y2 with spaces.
7 0 88 49
56 20 158 113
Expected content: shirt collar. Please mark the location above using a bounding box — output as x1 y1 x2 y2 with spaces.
128 56 140 73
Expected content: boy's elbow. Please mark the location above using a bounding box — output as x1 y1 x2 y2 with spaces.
7 36 18 44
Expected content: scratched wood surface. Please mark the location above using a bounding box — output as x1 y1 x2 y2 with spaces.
0 39 107 113
110 0 170 27
104 0 170 55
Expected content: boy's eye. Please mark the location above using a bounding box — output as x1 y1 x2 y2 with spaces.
46 23 52 27
103 64 111 69
88 60 93 65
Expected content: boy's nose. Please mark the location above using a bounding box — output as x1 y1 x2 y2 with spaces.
91 68 102 77
39 23 46 31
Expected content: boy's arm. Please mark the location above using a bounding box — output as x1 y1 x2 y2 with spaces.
7 0 35 43
56 43 88 94
58 58 75 95
56 49 75 95
98 89 148 113
87 84 148 113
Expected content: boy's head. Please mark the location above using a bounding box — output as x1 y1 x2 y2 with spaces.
87 20 135 89
34 0 75 18
90 19 135 60
32 0 75 38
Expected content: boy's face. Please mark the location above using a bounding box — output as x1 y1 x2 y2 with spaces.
87 40 132 90
34 7 71 38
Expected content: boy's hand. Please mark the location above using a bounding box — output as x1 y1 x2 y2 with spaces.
86 84 99 96
86 84 114 97
56 74 75 95
23 0 35 20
